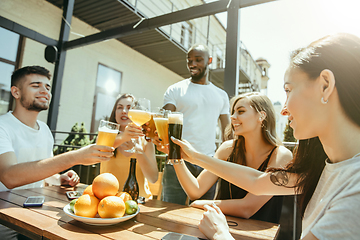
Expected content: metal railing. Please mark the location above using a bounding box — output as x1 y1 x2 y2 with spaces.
124 0 261 90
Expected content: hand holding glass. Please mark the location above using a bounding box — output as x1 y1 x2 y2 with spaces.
168 112 183 164
96 120 120 147
125 98 151 153
153 110 169 147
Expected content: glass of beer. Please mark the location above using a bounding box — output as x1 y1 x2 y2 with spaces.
125 98 151 153
144 113 157 141
168 112 183 162
96 120 120 147
153 110 169 147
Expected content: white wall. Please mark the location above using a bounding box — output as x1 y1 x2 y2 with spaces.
0 0 182 135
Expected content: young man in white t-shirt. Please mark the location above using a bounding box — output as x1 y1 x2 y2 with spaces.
160 44 230 205
0 66 114 239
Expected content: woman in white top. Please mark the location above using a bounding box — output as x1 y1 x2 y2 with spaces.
172 33 360 240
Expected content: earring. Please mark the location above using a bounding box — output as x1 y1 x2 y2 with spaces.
321 97 328 104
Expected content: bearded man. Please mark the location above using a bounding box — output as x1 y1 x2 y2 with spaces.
0 66 114 239
160 44 230 205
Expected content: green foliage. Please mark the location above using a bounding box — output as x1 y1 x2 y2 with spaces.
283 120 296 143
53 122 92 155
283 120 297 152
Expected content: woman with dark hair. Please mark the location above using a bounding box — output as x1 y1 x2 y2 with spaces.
100 93 158 199
172 33 360 239
171 92 292 223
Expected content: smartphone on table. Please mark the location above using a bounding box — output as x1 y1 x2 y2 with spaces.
23 196 45 207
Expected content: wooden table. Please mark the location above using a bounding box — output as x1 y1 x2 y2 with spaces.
0 185 279 240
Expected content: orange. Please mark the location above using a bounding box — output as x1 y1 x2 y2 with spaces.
74 194 99 218
116 192 132 202
83 185 94 196
92 173 119 200
98 196 125 218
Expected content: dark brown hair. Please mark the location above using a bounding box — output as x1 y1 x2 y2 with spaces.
11 66 51 88
108 93 135 124
286 33 360 217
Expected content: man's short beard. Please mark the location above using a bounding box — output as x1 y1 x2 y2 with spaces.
191 72 204 82
20 99 48 112
191 67 208 82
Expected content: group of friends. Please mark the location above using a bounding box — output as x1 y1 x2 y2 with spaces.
1 32 360 240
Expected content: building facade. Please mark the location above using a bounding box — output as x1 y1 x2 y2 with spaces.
0 0 272 144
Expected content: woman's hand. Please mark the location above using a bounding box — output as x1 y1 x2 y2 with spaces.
122 123 144 141
118 141 135 157
152 132 169 155
199 203 234 240
113 122 144 151
60 170 80 186
141 122 153 142
170 137 198 162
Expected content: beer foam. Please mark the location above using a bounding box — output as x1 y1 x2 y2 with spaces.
98 126 119 134
168 113 183 124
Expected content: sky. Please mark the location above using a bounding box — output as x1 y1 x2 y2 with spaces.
215 0 360 105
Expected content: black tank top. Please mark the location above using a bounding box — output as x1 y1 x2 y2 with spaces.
216 146 283 223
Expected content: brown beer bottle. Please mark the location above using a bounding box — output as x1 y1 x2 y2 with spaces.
123 158 139 201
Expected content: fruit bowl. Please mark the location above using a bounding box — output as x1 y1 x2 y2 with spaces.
63 203 140 226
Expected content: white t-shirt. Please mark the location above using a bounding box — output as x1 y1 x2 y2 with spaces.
164 79 230 156
302 156 360 239
0 112 54 191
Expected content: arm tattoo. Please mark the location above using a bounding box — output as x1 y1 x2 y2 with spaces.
270 171 289 186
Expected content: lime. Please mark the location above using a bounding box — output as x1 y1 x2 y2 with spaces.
69 199 77 213
125 200 138 215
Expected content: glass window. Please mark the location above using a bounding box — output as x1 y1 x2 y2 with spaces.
96 64 121 93
0 27 21 115
180 21 193 50
91 64 122 132
0 27 20 62
0 62 14 115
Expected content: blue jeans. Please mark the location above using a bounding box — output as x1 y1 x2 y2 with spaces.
161 161 217 205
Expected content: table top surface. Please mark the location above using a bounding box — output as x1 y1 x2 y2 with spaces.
0 185 279 240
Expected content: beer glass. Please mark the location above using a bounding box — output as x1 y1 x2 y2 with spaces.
97 120 120 147
168 112 183 162
153 110 169 147
144 113 157 141
125 98 151 153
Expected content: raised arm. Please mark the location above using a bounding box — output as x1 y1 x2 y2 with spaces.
192 145 294 218
135 140 159 184
174 163 219 200
174 140 232 200
172 137 297 196
0 144 114 189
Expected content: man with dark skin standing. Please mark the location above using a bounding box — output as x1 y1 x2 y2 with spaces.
0 66 114 239
160 44 230 205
